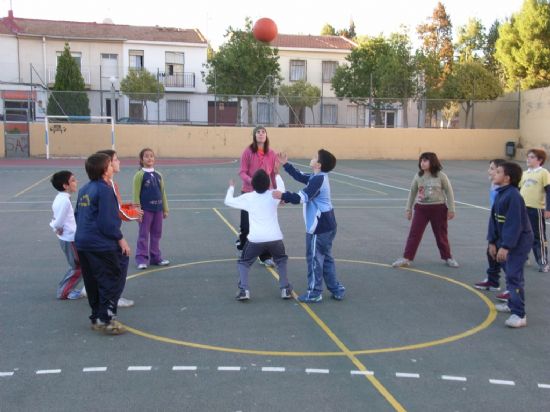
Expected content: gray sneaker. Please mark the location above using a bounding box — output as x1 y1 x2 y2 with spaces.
117 297 135 308
505 314 527 328
446 258 460 268
281 286 293 299
392 258 410 268
235 289 250 301
495 303 511 313
260 258 276 268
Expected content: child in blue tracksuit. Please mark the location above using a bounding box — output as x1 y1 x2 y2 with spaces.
273 149 345 303
75 153 131 335
488 161 533 328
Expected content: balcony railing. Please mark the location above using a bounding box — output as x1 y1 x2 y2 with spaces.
47 66 91 86
162 72 195 88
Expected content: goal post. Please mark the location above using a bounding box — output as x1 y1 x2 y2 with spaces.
44 115 115 159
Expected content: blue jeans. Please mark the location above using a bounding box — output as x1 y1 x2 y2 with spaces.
502 247 529 318
305 229 344 295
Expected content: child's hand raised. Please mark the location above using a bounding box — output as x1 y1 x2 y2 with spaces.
277 152 288 165
228 179 235 187
272 190 282 200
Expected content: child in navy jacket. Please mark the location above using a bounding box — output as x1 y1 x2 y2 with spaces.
488 161 533 328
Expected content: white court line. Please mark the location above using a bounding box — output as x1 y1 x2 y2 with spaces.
396 372 420 378
305 368 329 374
172 366 198 371
350 370 374 376
36 369 61 375
441 375 467 382
0 372 14 377
537 383 550 389
83 367 107 372
489 379 515 386
127 366 152 371
261 367 286 372
218 366 241 371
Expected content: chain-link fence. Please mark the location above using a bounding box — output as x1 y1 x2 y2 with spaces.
5 89 520 129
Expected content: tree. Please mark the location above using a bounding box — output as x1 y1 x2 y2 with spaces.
442 61 503 127
47 43 90 117
120 69 164 121
455 18 486 62
278 80 321 125
495 0 550 91
321 24 337 36
203 18 281 125
484 20 501 75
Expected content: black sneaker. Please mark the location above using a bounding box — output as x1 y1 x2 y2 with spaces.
235 289 250 301
281 286 293 299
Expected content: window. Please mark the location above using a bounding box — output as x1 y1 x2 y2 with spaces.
256 102 272 124
322 61 337 83
101 53 118 78
56 51 82 69
289 60 306 81
166 100 190 122
165 52 185 86
322 104 337 125
129 50 144 69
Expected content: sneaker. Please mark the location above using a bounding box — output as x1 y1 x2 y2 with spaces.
392 258 410 268
155 259 170 266
281 286 293 299
235 289 250 301
331 286 346 301
496 290 510 302
91 320 106 332
495 303 511 313
67 289 84 300
80 287 87 298
474 279 500 291
297 292 322 303
235 238 244 251
505 314 527 328
445 258 460 268
103 319 127 335
260 258 276 268
117 297 135 308
137 263 147 270
539 264 550 273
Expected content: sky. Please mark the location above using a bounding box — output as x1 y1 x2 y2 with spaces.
1 0 525 49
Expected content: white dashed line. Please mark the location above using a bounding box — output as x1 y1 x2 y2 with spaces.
217 366 241 371
172 366 198 371
350 370 374 376
537 383 550 389
0 372 14 377
441 375 467 382
83 367 107 373
127 366 152 371
36 369 61 375
305 368 329 374
489 379 515 386
261 367 286 372
396 373 420 378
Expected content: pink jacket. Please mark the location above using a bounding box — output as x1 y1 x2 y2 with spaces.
239 147 278 193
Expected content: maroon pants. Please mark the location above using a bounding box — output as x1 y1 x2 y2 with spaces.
403 203 452 261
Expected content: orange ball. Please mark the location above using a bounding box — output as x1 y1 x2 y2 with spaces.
253 18 278 43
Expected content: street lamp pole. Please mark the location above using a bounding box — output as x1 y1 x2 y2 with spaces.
109 76 117 122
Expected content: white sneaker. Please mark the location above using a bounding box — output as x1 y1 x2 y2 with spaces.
137 263 147 270
505 314 527 328
445 258 460 268
392 258 410 268
117 297 135 308
260 258 276 268
80 287 87 298
495 303 511 313
156 259 170 266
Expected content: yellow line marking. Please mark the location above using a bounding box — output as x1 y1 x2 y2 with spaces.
13 173 53 198
331 177 388 195
211 207 404 411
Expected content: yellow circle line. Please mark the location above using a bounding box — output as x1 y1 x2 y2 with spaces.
124 258 496 356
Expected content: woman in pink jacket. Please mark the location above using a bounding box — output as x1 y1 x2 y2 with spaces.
237 125 279 267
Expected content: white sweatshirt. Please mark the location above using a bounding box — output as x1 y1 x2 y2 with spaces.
49 192 76 242
224 175 285 243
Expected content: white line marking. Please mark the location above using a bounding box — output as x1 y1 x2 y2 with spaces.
261 367 285 372
538 383 550 389
172 366 198 371
489 379 515 386
441 375 467 382
127 366 152 371
351 370 374 376
396 372 420 378
83 367 107 372
305 368 330 374
218 366 241 371
0 372 14 377
36 369 61 375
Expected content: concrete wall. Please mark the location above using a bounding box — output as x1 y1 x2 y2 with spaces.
16 122 518 160
517 87 550 157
